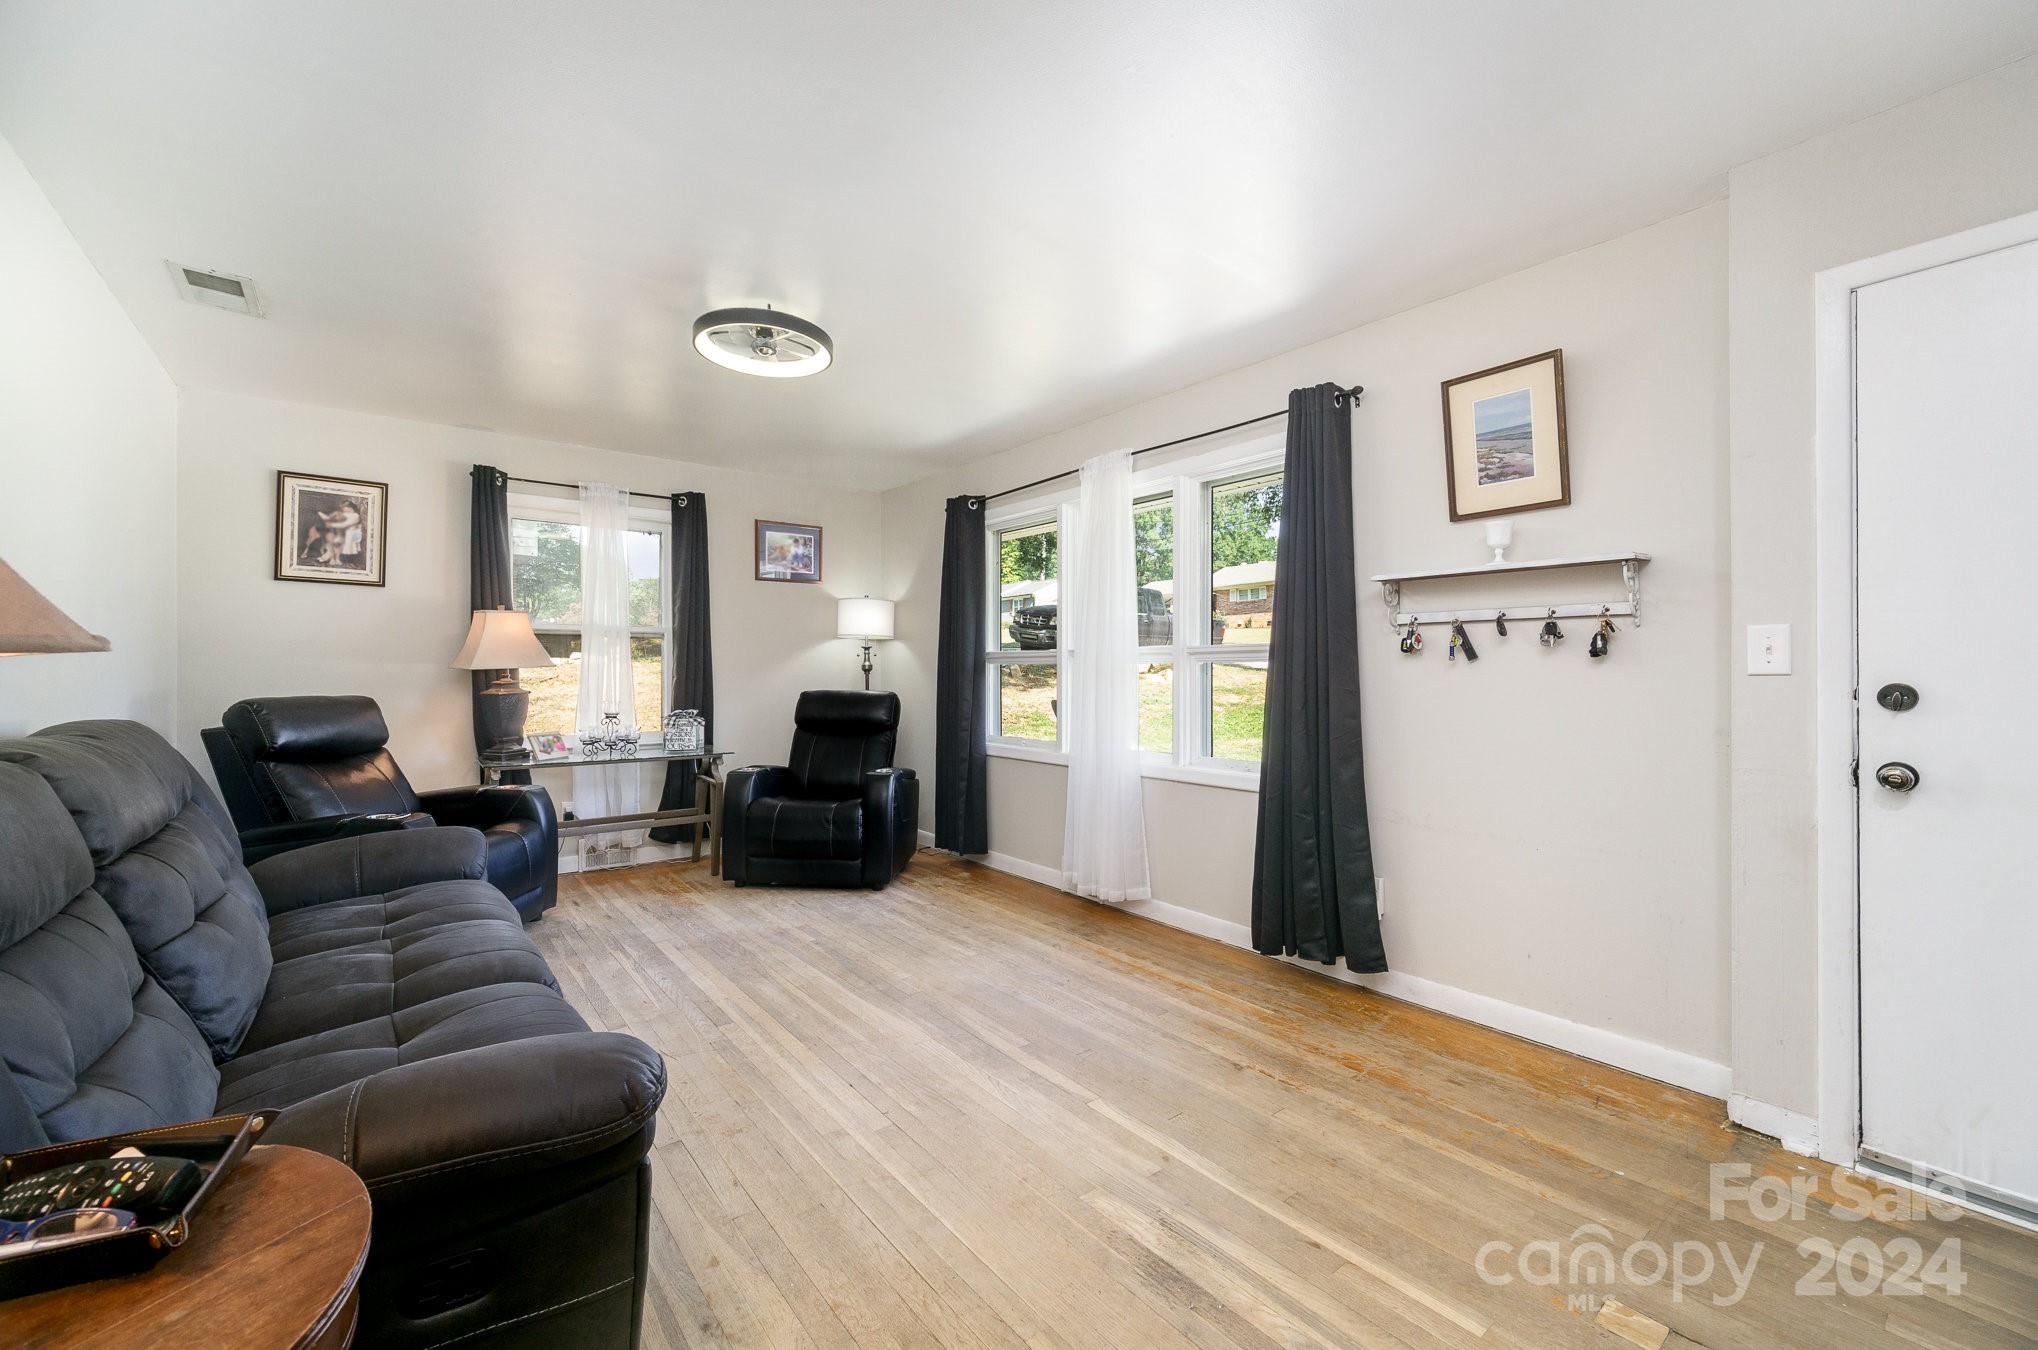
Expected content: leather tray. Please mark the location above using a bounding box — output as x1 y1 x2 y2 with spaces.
0 1111 276 1300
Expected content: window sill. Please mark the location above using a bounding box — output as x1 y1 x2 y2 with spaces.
987 741 1069 767
1141 761 1261 793
985 744 1260 793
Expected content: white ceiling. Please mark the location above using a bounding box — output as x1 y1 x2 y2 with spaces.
4 3 2034 488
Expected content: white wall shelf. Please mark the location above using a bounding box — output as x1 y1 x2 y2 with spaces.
1370 552 1651 628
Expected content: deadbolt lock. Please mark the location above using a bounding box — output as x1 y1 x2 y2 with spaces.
1876 682 1919 712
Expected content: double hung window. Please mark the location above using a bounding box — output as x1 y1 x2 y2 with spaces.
985 439 1283 782
509 498 670 734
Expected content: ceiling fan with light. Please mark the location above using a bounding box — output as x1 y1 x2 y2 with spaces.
692 306 833 378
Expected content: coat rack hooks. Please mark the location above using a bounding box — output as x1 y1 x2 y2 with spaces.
1370 552 1650 632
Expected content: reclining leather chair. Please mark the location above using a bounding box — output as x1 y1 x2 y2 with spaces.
203 695 559 922
722 690 918 889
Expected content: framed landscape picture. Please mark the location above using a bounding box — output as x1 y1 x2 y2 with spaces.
754 519 823 583
1440 349 1569 521
275 471 387 585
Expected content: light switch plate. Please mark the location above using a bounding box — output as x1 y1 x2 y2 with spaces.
1747 624 1792 675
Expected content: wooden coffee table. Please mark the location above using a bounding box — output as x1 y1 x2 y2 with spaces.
0 1144 370 1349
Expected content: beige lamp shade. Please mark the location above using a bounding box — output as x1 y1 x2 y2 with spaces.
452 609 556 669
836 596 895 640
0 558 110 655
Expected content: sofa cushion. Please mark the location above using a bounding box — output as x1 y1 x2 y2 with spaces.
217 982 589 1113
0 763 217 1150
242 878 558 1055
1 722 272 1059
746 795 863 860
213 874 577 1111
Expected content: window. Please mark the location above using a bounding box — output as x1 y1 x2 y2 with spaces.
509 504 668 734
984 445 1282 780
1208 471 1281 649
988 516 1061 746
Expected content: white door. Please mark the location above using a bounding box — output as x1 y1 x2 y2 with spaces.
1856 235 2038 1213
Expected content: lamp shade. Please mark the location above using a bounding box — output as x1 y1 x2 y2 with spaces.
0 558 109 655
452 609 556 670
836 596 895 641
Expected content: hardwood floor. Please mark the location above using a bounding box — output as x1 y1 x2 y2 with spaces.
537 853 2038 1349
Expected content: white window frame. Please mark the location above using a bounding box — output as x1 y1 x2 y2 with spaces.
983 430 1282 790
508 493 673 731
985 504 1070 758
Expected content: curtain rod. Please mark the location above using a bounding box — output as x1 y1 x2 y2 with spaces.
982 384 1362 503
493 471 670 503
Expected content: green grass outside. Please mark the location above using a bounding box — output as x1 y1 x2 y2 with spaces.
1002 661 1265 762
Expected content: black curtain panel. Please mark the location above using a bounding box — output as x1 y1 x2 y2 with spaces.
468 465 531 785
935 494 989 854
651 492 715 844
1251 385 1384 972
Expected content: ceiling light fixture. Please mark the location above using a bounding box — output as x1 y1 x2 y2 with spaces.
692 306 832 378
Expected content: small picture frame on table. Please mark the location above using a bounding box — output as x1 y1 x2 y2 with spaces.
754 519 823 583
526 732 570 761
1440 349 1569 522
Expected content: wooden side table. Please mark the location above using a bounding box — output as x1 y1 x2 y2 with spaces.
0 1144 370 1349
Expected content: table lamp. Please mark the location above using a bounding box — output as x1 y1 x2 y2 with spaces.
1 557 110 655
836 596 895 691
452 607 556 762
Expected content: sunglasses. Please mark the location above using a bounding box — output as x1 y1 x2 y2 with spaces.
0 1207 139 1248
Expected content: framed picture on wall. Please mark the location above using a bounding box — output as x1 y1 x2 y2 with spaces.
754 519 823 583
1440 349 1569 521
274 471 388 585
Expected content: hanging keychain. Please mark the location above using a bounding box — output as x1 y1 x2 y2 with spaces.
1494 611 1509 637
1450 619 1479 662
1588 607 1617 659
1539 609 1564 648
1399 621 1423 654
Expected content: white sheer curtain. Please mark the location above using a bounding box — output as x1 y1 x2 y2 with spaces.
574 483 644 867
1062 449 1151 902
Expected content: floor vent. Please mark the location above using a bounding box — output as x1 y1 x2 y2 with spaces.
167 261 265 316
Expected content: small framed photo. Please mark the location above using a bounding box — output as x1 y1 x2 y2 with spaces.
275 471 387 585
526 732 571 761
1440 349 1569 522
754 519 823 583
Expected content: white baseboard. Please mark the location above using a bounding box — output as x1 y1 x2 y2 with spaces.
966 850 1732 1101
1728 1093 1821 1156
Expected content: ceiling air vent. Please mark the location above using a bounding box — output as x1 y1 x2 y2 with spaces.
166 261 265 316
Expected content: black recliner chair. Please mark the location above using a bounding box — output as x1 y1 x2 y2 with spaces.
722 690 918 889
203 695 559 921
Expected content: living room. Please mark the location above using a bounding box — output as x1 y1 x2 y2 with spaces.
4 5 2037 1347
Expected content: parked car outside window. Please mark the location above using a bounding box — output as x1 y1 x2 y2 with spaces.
1012 587 1211 649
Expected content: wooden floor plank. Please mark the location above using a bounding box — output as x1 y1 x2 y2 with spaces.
539 854 2038 1349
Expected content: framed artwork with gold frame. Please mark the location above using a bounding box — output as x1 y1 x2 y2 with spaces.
1440 349 1569 522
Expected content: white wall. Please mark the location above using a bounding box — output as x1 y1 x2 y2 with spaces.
0 131 179 733
884 204 1732 1092
1725 57 2038 1119
176 389 885 807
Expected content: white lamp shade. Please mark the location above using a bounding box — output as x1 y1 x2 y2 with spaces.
452 609 556 669
837 596 895 641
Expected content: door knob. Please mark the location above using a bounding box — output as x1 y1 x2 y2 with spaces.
1874 761 1920 793
1876 683 1920 712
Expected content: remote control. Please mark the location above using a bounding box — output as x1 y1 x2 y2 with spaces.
0 1156 202 1223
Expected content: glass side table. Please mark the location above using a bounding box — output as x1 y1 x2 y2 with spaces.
480 745 731 873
